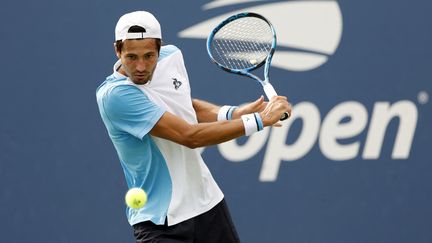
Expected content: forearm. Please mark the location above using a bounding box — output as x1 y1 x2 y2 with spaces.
150 112 245 149
192 98 220 122
152 96 288 149
152 95 289 149
193 96 267 123
184 119 245 148
192 98 243 123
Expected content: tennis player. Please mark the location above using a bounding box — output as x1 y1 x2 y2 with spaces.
96 11 291 243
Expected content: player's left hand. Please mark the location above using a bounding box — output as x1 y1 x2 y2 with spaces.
232 96 267 119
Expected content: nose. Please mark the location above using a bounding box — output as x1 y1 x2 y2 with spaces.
136 59 147 72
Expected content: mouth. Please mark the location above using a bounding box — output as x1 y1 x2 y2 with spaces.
131 73 150 84
134 73 148 80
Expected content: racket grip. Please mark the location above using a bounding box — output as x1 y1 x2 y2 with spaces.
262 83 290 121
263 82 278 99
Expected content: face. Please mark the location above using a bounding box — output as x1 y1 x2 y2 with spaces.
116 39 159 84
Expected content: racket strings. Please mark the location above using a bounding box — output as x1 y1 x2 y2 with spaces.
210 17 273 70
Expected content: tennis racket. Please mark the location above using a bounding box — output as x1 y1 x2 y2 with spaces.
207 12 290 120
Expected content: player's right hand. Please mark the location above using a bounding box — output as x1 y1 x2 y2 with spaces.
260 96 291 126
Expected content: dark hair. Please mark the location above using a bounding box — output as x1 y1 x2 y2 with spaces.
115 25 161 54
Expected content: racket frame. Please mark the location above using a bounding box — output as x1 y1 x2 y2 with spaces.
207 12 289 120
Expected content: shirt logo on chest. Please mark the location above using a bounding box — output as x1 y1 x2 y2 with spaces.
172 78 182 90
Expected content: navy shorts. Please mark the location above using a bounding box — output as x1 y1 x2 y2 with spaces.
132 199 241 243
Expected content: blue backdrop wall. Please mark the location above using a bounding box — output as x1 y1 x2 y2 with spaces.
1 0 431 242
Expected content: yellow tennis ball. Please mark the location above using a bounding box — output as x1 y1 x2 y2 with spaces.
250 59 257 65
125 188 147 209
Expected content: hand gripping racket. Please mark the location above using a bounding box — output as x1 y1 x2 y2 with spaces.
207 12 290 120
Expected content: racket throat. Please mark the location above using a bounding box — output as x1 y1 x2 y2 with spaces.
262 82 278 99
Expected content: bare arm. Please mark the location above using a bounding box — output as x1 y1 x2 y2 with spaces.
150 111 245 148
192 96 268 123
192 99 220 123
151 96 291 149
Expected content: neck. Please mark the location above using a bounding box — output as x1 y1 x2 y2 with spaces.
117 65 128 77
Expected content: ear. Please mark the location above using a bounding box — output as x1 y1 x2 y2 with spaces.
114 43 121 59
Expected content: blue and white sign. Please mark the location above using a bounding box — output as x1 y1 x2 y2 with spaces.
1 0 431 242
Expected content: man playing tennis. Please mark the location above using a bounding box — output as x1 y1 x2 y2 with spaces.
96 11 291 243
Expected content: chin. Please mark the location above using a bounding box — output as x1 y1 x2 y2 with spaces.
132 78 149 85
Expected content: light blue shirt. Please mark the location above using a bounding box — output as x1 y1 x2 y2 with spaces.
96 45 224 226
96 78 172 225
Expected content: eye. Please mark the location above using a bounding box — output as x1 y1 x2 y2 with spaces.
126 55 137 60
145 53 155 59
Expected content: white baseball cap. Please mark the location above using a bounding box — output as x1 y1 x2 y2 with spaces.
115 11 162 41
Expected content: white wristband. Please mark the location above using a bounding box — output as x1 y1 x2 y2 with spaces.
217 105 238 121
241 113 263 136
218 105 231 121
